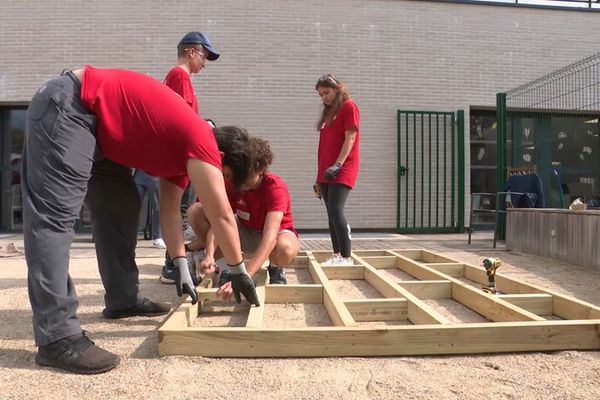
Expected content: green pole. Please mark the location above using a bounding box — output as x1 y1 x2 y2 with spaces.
496 93 507 240
496 93 507 193
457 110 465 233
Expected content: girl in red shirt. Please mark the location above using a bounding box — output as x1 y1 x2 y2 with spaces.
315 74 360 266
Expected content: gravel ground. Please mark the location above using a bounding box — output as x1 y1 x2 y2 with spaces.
1 233 599 400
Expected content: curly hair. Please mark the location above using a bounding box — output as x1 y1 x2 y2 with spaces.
249 137 274 174
212 126 252 188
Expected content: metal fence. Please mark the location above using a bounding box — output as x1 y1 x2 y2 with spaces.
496 51 600 211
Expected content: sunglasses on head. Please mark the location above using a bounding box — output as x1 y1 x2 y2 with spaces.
318 74 338 85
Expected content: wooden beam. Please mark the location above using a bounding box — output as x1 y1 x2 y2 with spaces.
364 268 404 298
159 249 600 358
158 321 600 357
497 294 553 315
345 299 408 321
352 250 393 257
265 285 323 304
307 252 356 327
463 263 600 319
159 306 189 331
388 251 443 280
398 281 452 299
359 256 397 268
388 251 543 322
389 249 423 260
451 282 544 322
425 263 465 278
354 253 448 324
245 269 268 328
322 265 364 280
420 250 457 264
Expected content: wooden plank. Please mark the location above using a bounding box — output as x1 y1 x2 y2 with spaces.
420 250 457 264
388 251 543 322
360 256 397 268
496 294 553 315
245 269 268 328
322 265 364 280
198 288 219 302
553 296 600 320
157 321 600 357
507 209 600 269
390 252 443 281
389 249 423 261
398 281 452 299
463 263 600 319
451 282 545 322
424 263 465 278
364 268 403 298
307 252 356 327
265 285 323 304
159 249 600 358
355 253 448 325
291 255 310 267
345 299 408 321
352 250 394 257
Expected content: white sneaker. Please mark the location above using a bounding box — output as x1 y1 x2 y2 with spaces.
321 254 341 266
152 238 166 249
337 257 354 266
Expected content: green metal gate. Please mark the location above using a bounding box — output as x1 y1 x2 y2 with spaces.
396 110 464 233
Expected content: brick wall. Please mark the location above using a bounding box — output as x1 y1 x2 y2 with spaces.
1 0 598 229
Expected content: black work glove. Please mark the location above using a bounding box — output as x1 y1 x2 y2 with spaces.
229 261 260 306
323 162 342 180
173 256 199 305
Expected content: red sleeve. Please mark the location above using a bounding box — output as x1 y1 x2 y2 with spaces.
164 69 195 108
265 181 288 213
340 100 360 132
165 175 189 190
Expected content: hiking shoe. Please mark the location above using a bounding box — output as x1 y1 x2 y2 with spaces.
160 258 200 286
102 298 170 319
218 270 232 288
35 332 120 375
160 262 177 284
267 265 288 284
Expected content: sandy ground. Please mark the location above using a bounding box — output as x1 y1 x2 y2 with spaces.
1 232 600 400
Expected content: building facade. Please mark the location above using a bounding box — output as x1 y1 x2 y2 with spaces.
0 0 598 231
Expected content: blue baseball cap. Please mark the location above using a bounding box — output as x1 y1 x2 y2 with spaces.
178 31 220 61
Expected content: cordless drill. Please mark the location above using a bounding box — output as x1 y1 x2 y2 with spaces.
481 258 502 294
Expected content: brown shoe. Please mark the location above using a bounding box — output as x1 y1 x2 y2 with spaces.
35 332 119 375
102 298 171 319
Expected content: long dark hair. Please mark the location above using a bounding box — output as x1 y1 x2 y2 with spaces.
315 74 350 130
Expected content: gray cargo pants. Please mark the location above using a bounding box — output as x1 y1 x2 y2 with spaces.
23 71 143 346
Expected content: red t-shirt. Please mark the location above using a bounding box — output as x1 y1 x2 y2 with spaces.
226 173 297 236
316 99 360 188
80 65 221 188
163 66 199 114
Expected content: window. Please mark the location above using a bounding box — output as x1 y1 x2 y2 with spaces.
0 107 26 230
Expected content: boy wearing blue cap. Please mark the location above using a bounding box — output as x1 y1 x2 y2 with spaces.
160 32 220 283
164 31 220 115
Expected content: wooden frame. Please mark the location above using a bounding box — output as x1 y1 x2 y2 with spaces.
158 250 600 357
